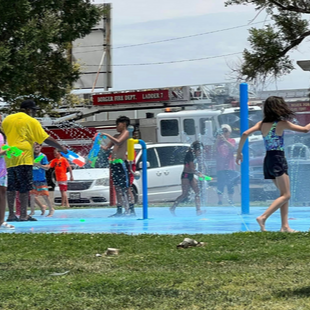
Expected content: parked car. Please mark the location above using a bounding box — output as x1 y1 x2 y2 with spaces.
54 143 190 206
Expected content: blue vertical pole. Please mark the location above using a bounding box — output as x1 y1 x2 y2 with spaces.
240 83 250 214
139 140 148 219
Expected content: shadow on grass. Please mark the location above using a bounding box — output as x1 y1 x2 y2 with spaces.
275 286 310 298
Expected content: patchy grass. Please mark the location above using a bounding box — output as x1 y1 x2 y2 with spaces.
1 232 310 309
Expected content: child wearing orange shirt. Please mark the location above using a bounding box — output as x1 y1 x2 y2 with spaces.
49 149 73 207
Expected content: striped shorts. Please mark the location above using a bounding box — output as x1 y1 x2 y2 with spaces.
0 175 7 187
30 181 49 196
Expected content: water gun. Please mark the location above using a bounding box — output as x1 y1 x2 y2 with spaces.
1 145 24 158
88 133 107 168
214 128 223 138
34 154 45 163
61 150 85 167
199 175 213 181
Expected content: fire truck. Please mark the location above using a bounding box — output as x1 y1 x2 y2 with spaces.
40 83 263 160
38 84 310 202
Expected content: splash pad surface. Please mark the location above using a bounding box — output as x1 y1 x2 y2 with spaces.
1 206 309 234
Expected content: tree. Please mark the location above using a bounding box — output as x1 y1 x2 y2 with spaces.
0 0 104 111
225 0 310 82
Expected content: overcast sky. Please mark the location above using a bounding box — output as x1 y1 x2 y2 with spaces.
91 0 310 92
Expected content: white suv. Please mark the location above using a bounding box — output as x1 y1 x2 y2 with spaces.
54 143 190 206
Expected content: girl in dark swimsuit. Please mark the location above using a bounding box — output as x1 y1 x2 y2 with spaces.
170 141 206 216
236 96 310 232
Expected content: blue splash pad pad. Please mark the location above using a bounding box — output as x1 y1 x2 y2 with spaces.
1 206 309 234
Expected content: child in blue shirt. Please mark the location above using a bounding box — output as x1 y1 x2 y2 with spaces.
30 143 55 217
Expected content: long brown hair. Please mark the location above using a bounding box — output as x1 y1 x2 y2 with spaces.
263 96 294 122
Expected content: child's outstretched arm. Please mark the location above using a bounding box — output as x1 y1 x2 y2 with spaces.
34 162 50 171
236 121 262 165
282 121 310 133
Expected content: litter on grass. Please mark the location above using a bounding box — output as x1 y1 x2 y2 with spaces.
177 238 206 249
105 248 120 256
50 271 70 276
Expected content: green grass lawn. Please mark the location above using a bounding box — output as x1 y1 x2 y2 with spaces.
1 232 310 310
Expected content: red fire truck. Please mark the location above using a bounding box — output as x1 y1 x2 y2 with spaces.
40 83 252 160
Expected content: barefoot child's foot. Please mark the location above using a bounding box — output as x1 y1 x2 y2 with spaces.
196 209 206 216
46 208 55 217
40 205 47 216
280 227 299 233
169 206 176 216
29 211 35 216
256 216 266 232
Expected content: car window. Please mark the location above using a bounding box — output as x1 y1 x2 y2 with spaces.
156 146 187 167
137 148 159 169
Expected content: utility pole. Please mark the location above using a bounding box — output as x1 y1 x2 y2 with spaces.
91 3 112 92
104 3 112 91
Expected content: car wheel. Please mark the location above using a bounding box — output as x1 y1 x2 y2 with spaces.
46 168 56 190
52 171 56 184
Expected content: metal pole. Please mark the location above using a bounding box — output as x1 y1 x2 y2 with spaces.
127 125 148 219
240 83 250 214
139 140 148 219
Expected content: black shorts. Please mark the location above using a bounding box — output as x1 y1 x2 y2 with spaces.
181 172 194 181
111 162 129 189
7 165 33 193
264 150 288 179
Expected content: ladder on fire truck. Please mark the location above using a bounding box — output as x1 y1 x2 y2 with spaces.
51 82 240 124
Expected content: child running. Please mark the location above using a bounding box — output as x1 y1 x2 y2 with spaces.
236 96 310 232
30 143 55 217
170 141 206 216
48 149 73 208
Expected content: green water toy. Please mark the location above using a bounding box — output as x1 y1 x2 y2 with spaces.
34 154 45 163
199 175 213 181
1 145 24 158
